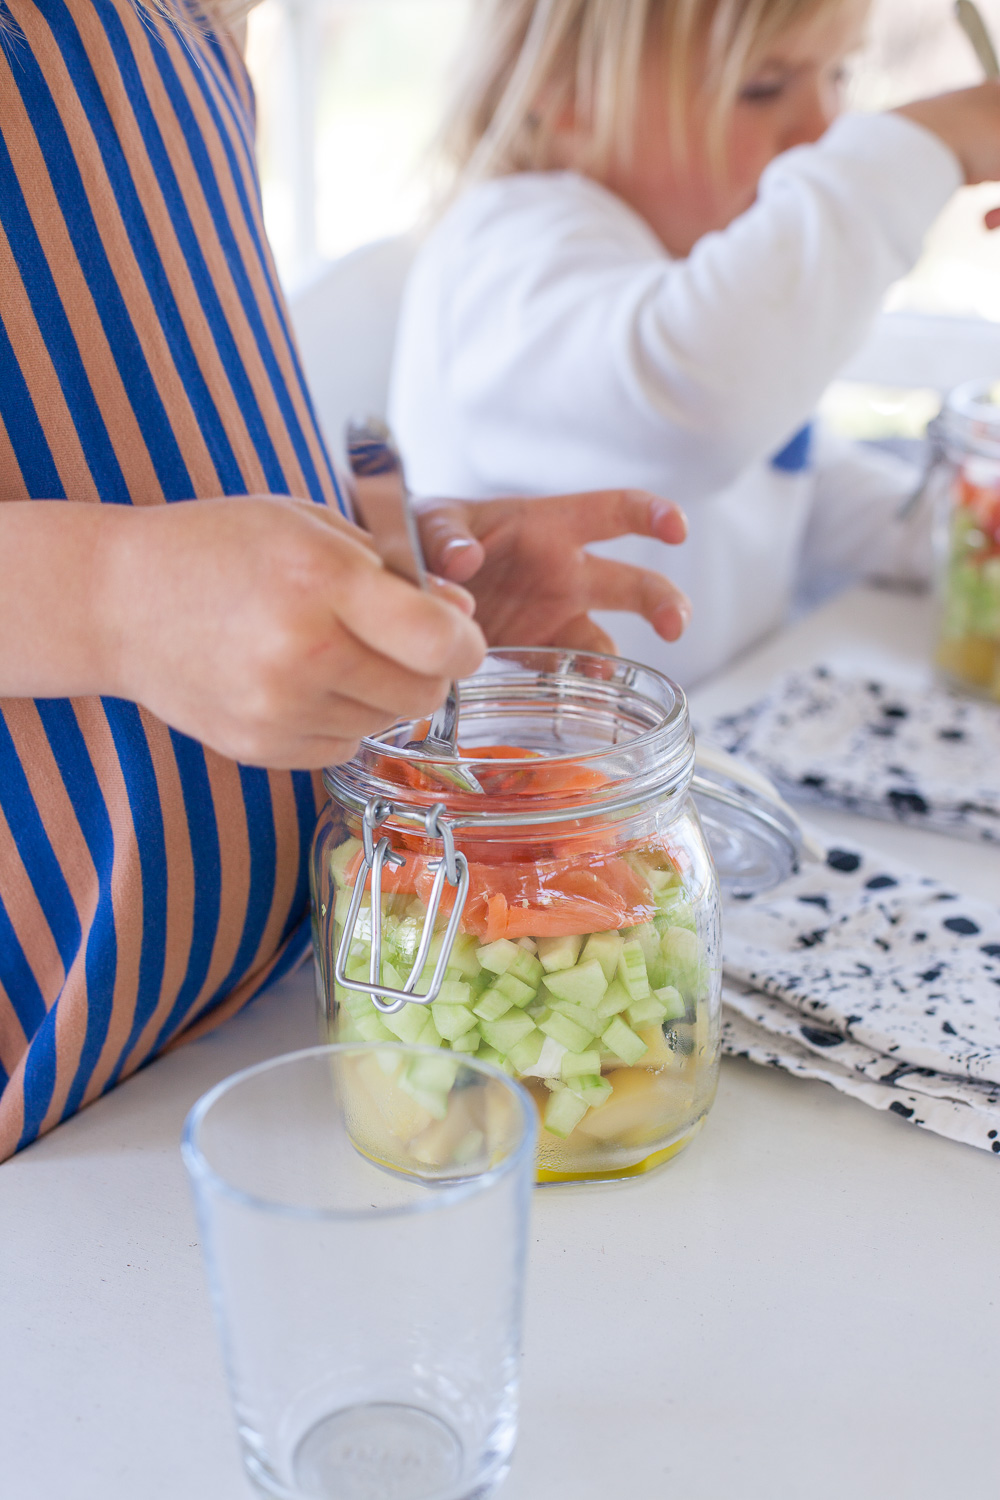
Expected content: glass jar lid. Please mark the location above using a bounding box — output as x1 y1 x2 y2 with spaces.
691 745 808 898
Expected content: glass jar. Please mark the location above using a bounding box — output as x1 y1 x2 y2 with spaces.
932 380 1000 700
311 649 801 1185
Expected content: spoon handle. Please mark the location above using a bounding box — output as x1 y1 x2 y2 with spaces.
956 0 1000 79
345 417 483 793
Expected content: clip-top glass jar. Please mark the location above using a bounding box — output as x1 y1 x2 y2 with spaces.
932 380 1000 700
311 649 800 1185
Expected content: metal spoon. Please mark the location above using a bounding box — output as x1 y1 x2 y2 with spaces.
956 0 1000 78
345 416 484 794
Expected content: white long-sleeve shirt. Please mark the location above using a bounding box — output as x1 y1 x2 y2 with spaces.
388 112 961 684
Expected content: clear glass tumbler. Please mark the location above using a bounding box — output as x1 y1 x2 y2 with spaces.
182 1043 536 1500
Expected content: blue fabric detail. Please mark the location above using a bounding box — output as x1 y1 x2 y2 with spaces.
771 423 814 475
34 700 119 1129
103 700 169 1091
0 115 132 503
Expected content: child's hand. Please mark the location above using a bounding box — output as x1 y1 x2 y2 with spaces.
106 497 485 768
896 82 1000 210
415 489 691 654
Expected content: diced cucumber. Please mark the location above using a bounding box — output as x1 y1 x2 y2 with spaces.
387 913 420 967
542 958 608 1008
329 836 363 887
493 972 536 1008
353 1012 394 1043
477 1044 516 1075
400 1053 459 1120
624 921 659 966
581 931 623 982
334 885 364 928
602 1015 648 1066
404 1051 459 1094
507 947 544 989
431 1001 478 1042
550 998 603 1038
480 1013 537 1054
435 978 473 1008
596 978 631 1019
449 1029 481 1054
539 1009 596 1053
444 930 483 979
381 960 406 993
516 936 538 954
340 985 377 1020
561 1049 601 1081
660 926 701 994
565 1074 613 1108
617 939 651 1002
476 938 520 974
409 930 448 993
344 951 371 982
519 1035 567 1078
654 892 698 931
473 987 514 1023
537 934 583 973
470 965 495 996
625 993 669 1028
507 1030 545 1073
646 953 669 990
383 1002 434 1045
421 1014 443 1049
543 1086 590 1139
653 984 686 1021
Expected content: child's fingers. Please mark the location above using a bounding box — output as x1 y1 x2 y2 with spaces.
415 502 487 583
534 489 688 547
985 206 1000 231
581 555 692 640
544 614 619 655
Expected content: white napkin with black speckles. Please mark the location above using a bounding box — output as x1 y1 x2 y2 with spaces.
721 836 1000 1156
708 667 1000 845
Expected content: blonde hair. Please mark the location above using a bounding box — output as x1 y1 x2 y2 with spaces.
441 0 849 184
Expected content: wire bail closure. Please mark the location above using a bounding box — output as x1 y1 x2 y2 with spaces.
333 796 470 1014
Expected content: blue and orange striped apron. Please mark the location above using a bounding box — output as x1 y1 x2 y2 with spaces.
0 0 343 1157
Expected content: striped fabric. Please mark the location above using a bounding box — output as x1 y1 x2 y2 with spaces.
0 0 344 1158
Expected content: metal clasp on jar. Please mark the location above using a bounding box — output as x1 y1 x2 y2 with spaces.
333 796 470 1014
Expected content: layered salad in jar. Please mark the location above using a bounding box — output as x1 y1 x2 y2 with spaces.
937 458 1000 700
320 749 719 1183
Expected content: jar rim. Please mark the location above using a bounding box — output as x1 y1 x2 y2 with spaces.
325 646 694 828
938 379 1000 461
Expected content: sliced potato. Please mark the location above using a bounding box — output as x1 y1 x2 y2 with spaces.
576 1067 693 1144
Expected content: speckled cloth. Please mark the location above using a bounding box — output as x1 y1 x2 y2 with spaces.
709 667 1000 845
721 837 1000 1155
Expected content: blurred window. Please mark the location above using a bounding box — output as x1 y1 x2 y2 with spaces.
246 0 471 285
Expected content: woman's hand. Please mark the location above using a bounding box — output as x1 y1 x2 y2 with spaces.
107 497 486 768
415 488 690 653
0 496 484 770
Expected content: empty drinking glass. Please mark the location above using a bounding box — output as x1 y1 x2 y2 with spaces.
182 1043 536 1500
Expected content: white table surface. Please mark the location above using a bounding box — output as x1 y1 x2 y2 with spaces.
3 587 999 1500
